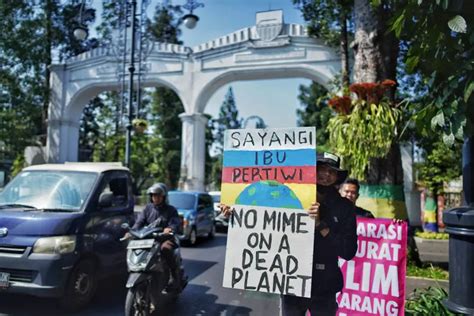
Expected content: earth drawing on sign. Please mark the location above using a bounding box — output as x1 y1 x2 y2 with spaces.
235 180 303 209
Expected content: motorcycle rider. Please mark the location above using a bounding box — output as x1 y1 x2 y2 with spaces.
130 182 186 292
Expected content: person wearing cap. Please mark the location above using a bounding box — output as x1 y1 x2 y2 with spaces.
339 178 375 218
130 183 185 292
221 152 357 315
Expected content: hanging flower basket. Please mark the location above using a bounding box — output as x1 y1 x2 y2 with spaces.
132 119 148 134
327 80 401 179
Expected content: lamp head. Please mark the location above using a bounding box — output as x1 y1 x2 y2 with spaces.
73 25 88 41
183 14 199 29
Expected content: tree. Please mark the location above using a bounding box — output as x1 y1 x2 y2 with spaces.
296 0 406 218
296 82 333 151
418 139 462 196
391 0 474 142
0 1 97 178
79 97 102 161
210 86 242 188
146 3 186 190
294 0 354 87
149 88 184 189
213 87 242 153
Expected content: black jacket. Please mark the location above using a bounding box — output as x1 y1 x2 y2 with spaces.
133 202 181 233
355 205 374 218
310 186 358 296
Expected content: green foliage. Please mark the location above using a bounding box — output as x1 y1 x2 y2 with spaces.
148 3 183 44
447 15 467 33
209 86 242 188
417 140 462 195
407 263 449 280
149 87 184 190
293 0 353 48
0 108 38 163
212 86 242 154
79 97 102 161
145 3 185 190
328 100 401 179
296 82 333 150
391 0 474 140
10 154 26 179
405 287 455 315
415 231 449 240
210 154 223 190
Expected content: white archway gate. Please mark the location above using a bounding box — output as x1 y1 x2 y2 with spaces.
47 10 340 191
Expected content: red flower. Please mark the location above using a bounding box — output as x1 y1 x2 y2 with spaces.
381 79 397 87
328 96 352 115
349 79 397 105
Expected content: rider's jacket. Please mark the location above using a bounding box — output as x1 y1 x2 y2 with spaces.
132 202 181 233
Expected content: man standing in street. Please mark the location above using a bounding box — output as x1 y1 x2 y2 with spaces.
339 178 375 218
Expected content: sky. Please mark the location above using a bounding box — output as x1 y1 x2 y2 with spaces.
180 0 311 128
92 0 312 128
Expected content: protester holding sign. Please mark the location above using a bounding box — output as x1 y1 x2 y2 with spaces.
339 178 375 219
280 152 358 316
221 127 318 299
221 152 358 315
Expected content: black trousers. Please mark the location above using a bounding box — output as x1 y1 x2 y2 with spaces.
160 238 180 273
280 294 338 316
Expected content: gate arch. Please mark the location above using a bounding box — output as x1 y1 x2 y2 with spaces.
47 10 340 191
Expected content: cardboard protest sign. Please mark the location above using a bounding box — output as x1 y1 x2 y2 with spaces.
337 218 408 316
222 127 316 298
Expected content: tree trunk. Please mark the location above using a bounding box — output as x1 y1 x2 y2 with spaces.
340 13 350 88
352 0 385 83
352 0 406 219
353 0 402 186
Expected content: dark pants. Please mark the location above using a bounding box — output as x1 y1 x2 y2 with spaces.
281 294 338 316
160 239 180 272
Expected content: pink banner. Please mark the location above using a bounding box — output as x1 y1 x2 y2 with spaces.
336 218 407 316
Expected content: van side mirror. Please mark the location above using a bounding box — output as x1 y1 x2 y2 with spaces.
98 192 113 208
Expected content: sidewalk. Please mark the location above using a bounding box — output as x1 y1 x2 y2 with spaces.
405 276 449 298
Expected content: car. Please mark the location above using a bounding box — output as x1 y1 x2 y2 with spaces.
209 191 229 232
168 191 216 246
0 162 135 310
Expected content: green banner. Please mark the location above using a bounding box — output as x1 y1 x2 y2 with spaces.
356 184 408 219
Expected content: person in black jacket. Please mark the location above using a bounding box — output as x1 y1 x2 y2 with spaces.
339 178 375 218
131 183 185 292
221 152 357 315
280 152 357 316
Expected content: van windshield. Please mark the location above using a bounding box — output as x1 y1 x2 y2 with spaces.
168 193 196 209
0 171 98 211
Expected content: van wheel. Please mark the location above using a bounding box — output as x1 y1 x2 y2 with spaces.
208 225 216 239
188 228 197 246
59 259 97 311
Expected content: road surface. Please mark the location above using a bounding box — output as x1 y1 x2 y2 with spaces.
0 233 281 315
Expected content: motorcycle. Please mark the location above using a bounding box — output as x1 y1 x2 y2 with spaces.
121 222 186 316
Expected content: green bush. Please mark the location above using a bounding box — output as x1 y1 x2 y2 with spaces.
415 231 449 240
406 263 449 280
405 287 458 315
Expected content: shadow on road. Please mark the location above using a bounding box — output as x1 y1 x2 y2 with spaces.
183 258 218 282
0 275 128 316
158 284 253 316
181 233 228 249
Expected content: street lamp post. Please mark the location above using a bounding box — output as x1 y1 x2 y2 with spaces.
74 0 203 169
125 0 137 168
